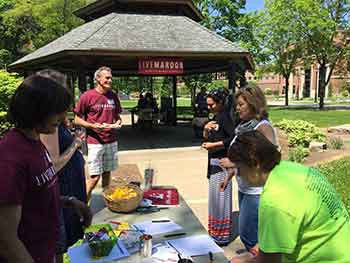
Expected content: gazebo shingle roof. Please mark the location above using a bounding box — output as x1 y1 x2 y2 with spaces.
11 13 251 68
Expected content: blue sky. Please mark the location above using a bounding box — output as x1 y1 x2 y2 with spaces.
244 0 265 12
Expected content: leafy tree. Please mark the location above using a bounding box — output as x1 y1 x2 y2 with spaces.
0 70 21 135
159 76 172 97
0 0 87 66
265 0 304 106
194 0 246 41
0 49 13 69
181 74 213 107
113 76 138 95
186 0 248 99
237 11 270 65
288 0 350 109
0 0 41 61
0 0 15 12
241 1 304 106
32 0 86 47
0 70 22 111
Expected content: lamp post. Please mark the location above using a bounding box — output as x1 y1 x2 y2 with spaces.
314 65 319 103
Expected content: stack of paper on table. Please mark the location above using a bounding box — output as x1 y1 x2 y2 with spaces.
68 240 129 263
133 218 182 236
152 242 192 263
167 235 223 257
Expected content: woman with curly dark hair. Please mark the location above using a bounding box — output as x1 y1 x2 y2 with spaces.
201 88 235 246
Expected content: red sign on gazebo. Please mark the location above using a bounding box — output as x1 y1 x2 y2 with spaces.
138 58 184 75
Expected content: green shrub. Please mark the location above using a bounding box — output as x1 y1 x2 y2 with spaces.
247 81 258 87
264 88 272 95
317 158 350 214
339 81 350 97
0 49 12 69
0 111 13 136
340 89 349 97
328 136 344 150
276 119 326 147
0 70 20 136
207 79 228 91
272 89 280 96
288 146 309 163
0 70 22 111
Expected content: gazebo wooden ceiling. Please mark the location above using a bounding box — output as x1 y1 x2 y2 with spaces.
9 0 254 75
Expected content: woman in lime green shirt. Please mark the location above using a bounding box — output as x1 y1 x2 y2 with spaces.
228 130 350 263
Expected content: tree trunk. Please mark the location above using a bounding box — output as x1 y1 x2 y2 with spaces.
284 76 289 106
191 86 196 108
318 65 326 109
62 0 68 33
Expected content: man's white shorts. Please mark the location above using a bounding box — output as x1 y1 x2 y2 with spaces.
87 141 118 176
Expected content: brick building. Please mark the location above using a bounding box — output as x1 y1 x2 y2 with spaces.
246 31 350 99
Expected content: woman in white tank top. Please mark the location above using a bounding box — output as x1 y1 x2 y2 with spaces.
219 86 278 254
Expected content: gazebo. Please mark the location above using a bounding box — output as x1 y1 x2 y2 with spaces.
9 0 254 124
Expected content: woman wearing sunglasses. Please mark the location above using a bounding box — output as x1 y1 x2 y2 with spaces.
201 88 235 246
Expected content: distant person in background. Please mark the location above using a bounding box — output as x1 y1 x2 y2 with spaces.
201 88 235 246
140 92 159 113
74 66 122 201
195 86 208 117
192 87 209 138
136 93 145 110
228 130 350 263
37 69 88 263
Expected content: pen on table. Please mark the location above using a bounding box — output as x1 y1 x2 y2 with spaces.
152 219 171 223
164 232 186 238
117 229 143 232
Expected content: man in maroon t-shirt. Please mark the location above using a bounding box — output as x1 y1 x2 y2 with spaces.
74 66 122 200
0 74 92 263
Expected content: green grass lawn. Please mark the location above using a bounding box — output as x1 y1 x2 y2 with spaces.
121 98 191 109
269 108 350 128
317 158 350 214
120 98 350 128
121 99 137 108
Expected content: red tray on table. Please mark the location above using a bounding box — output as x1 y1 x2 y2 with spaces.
143 186 179 206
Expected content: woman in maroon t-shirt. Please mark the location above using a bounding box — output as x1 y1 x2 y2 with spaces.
0 74 92 263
